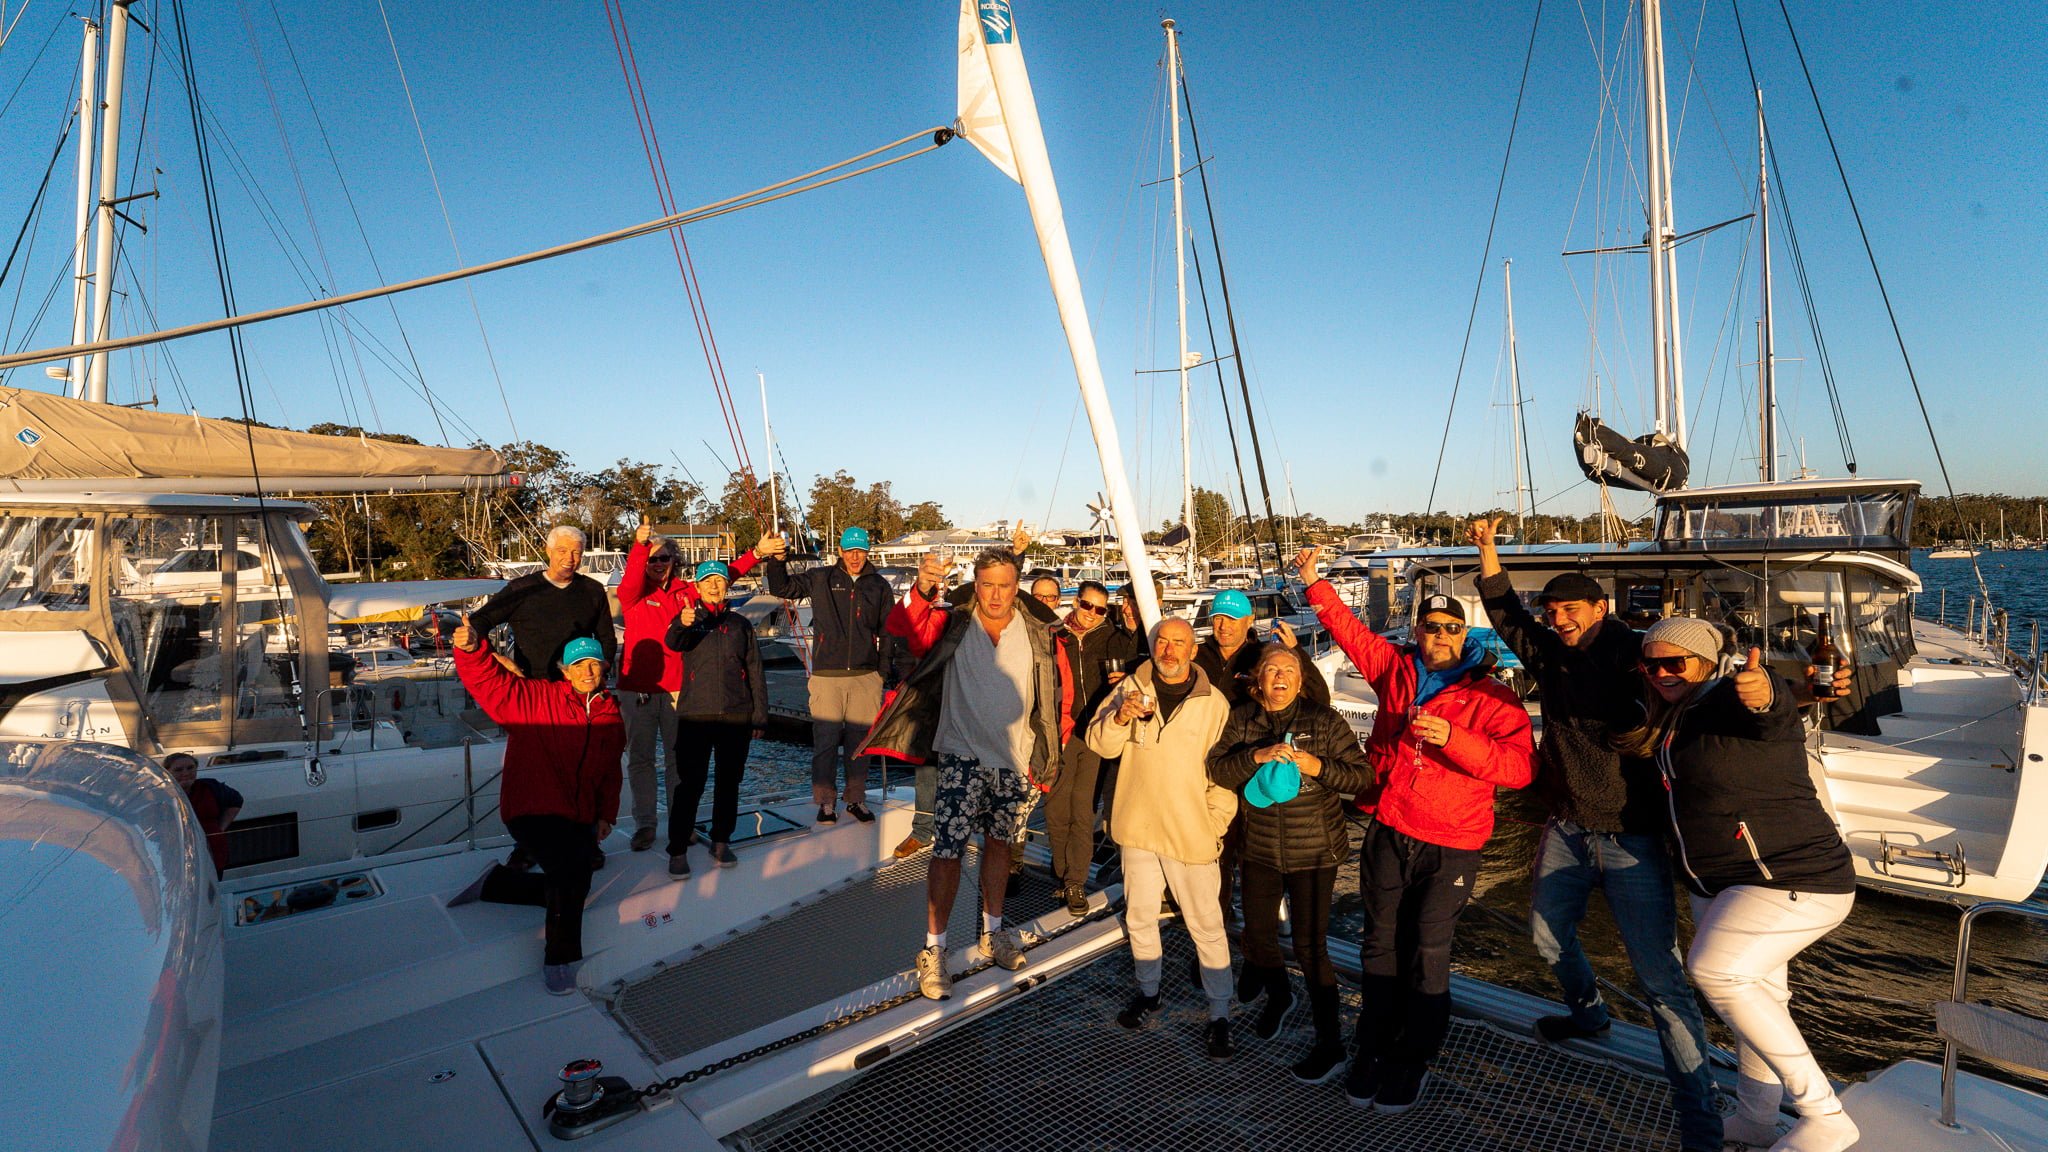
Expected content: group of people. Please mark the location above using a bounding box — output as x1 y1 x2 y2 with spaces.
854 525 1858 1152
200 504 1858 1150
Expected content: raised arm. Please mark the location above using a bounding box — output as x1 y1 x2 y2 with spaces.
1298 547 1404 689
618 531 654 603
1469 518 1565 669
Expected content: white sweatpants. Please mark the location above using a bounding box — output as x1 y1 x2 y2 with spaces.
1687 886 1855 1122
1123 847 1233 1017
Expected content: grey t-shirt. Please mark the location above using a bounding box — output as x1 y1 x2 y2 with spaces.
933 609 1034 772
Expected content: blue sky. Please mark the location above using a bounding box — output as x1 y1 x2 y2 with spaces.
0 1 2040 531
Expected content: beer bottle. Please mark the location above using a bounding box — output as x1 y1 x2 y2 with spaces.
1809 611 1842 699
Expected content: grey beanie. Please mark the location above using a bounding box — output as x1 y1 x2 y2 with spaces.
1643 616 1727 664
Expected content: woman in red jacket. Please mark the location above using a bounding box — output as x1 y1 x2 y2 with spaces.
449 619 624 996
1299 547 1534 1115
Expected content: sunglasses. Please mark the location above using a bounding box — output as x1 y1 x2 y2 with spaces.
1073 601 1107 615
648 556 677 564
1418 621 1466 636
1639 655 1698 675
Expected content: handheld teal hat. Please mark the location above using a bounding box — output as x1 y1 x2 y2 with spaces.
1244 759 1302 808
1209 589 1254 620
559 636 606 667
695 560 730 583
840 526 871 552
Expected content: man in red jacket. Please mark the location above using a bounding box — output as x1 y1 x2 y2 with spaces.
616 522 763 851
449 619 625 997
1298 547 1533 1115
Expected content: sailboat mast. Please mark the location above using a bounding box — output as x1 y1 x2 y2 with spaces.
1504 259 1530 540
65 17 100 399
1165 18 1196 586
1757 89 1779 482
1639 0 1686 447
759 370 778 535
84 0 134 406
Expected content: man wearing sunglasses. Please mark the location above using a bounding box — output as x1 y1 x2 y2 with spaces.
1468 517 1720 1152
1298 546 1533 1116
615 521 767 852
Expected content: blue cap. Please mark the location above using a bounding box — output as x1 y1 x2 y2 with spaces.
1244 759 1301 808
695 560 730 583
1210 589 1253 620
559 636 606 667
840 526 871 552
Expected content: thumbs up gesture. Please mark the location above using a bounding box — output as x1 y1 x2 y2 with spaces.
452 614 479 653
1733 646 1774 711
677 603 698 629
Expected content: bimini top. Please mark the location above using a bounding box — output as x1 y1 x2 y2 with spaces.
1653 477 1919 553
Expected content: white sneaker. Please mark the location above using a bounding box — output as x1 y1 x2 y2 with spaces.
1723 1114 1781 1148
980 928 1027 971
915 945 952 1000
1773 1111 1859 1152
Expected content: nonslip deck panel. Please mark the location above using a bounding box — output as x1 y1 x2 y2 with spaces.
735 929 1690 1152
611 849 1063 1065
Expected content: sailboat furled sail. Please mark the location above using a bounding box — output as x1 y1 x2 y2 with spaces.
0 386 509 493
1573 411 1690 494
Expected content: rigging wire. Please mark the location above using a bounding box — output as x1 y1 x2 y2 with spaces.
0 7 67 123
1424 0 1545 516
372 0 519 440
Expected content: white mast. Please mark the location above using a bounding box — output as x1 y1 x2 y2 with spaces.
1639 0 1686 447
84 0 134 405
1165 18 1197 587
1756 88 1779 483
62 16 100 398
955 0 1162 628
758 370 778 537
1504 259 1530 540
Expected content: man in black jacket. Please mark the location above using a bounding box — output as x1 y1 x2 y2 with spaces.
1470 518 1720 1152
468 525 616 680
763 527 895 825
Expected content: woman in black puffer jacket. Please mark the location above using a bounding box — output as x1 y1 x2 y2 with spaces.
664 561 766 877
1615 616 1858 1152
1208 643 1373 1085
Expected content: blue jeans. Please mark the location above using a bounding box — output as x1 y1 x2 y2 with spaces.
1530 819 1721 1151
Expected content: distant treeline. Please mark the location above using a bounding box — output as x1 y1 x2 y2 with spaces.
1910 493 2048 544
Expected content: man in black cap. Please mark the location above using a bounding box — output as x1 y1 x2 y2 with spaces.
1469 519 1721 1152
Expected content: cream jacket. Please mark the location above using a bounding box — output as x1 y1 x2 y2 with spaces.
1087 661 1238 865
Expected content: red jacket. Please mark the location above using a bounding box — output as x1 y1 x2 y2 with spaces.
456 639 625 825
1307 580 1533 850
617 543 758 693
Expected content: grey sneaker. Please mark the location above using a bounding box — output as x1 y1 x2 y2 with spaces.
668 853 691 880
709 843 738 869
1063 883 1089 917
980 928 1027 971
916 945 952 1000
543 962 581 996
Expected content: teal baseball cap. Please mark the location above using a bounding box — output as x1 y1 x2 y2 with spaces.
840 526 871 552
1244 759 1301 808
560 636 606 667
695 560 730 583
1210 589 1253 620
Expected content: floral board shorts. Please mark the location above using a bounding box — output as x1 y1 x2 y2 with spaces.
931 752 1037 860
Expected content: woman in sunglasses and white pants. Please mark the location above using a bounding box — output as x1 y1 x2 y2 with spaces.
1617 616 1858 1152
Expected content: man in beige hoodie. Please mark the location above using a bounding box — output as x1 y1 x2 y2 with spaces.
1088 616 1240 1058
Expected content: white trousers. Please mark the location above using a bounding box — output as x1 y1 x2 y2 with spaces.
618 690 679 832
1123 847 1233 1017
1687 886 1855 1121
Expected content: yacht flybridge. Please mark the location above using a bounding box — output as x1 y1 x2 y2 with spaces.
1390 476 2048 904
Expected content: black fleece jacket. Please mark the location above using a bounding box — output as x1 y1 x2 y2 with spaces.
1477 571 1662 834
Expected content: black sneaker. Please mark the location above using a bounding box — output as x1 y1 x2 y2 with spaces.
1535 1014 1611 1045
1291 1044 1347 1085
1116 992 1161 1029
816 807 837 825
1063 883 1089 917
846 803 875 823
667 853 691 880
1374 1065 1430 1115
1343 1056 1381 1108
1254 983 1295 1041
1205 1017 1234 1059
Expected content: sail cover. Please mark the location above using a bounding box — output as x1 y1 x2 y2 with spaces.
0 387 506 489
1573 411 1690 494
956 0 1021 182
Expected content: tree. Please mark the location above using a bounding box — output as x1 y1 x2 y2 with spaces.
904 501 950 531
1191 487 1236 555
806 469 910 544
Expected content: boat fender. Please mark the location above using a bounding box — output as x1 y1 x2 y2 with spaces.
543 1058 640 1140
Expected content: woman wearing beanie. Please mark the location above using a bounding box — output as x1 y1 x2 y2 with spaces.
664 561 767 879
1617 616 1858 1152
1208 644 1375 1084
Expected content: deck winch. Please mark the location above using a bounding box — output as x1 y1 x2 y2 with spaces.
542 1058 639 1140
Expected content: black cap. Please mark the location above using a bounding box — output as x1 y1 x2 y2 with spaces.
1534 573 1607 606
1417 593 1467 623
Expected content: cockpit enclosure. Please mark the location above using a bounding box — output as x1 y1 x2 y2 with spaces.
0 494 330 755
1653 478 1919 558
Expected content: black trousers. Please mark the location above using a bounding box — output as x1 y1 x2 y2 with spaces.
1353 820 1482 1070
1241 862 1338 988
672 719 751 852
484 815 597 966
